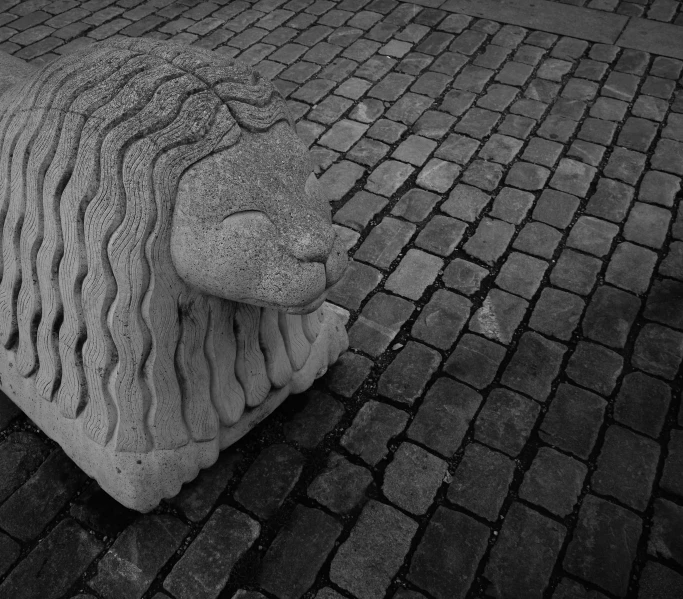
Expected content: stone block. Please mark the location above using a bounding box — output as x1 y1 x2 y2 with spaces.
408 377 482 457
408 507 489 599
0 40 350 510
330 501 418 599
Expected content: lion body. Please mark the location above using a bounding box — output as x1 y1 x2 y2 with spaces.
0 40 347 509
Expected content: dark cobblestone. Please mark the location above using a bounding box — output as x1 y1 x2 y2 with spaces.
383 442 447 514
564 494 642 597
341 400 408 466
408 507 489 599
484 503 565 599
475 388 541 457
540 383 607 459
501 332 566 402
520 447 587 517
0 518 103 599
235 444 305 519
330 501 417 599
260 505 342 599
308 453 372 513
448 442 515 521
91 515 188 599
593 425 660 511
408 377 482 457
614 372 671 438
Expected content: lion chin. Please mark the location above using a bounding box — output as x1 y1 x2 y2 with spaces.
0 38 349 511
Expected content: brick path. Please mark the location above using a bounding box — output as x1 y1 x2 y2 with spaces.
0 0 682 598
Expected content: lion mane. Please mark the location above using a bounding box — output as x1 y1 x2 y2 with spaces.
0 38 323 454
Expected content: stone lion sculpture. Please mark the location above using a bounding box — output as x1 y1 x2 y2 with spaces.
0 39 348 510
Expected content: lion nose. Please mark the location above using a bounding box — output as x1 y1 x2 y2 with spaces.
285 213 336 264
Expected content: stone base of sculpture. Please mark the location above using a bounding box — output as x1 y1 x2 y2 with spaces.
0 39 349 511
2 303 346 511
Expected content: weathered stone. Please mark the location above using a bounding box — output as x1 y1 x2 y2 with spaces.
91 515 189 599
564 495 642 597
469 289 528 344
485 503 565 599
661 430 683 498
567 216 619 257
443 259 489 295
378 341 441 404
495 253 548 299
341 400 409 466
475 388 541 457
0 450 87 541
649 499 683 567
283 391 345 448
448 443 515 520
384 443 447 514
349 293 414 357
327 260 382 310
533 189 580 229
409 377 482 457
0 518 103 599
550 250 602 296
593 425 660 511
540 384 606 459
235 444 305 519
0 40 350 511
632 323 683 380
490 187 534 224
0 432 50 504
260 505 343 599
442 185 491 222
385 249 443 300
638 561 683 599
330 501 418 599
444 334 506 389
326 352 373 398
582 285 640 348
605 242 657 294
529 288 584 341
392 188 440 222
501 332 566 401
71 481 136 539
415 215 467 256
308 453 373 513
165 506 260 599
519 448 587 517
408 507 489 599
412 290 471 350
464 218 516 265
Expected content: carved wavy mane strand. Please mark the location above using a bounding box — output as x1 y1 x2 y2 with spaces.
0 39 305 453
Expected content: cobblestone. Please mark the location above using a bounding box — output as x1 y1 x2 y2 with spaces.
330 501 417 599
383 442 447 514
564 494 642 597
520 447 587 517
408 377 482 457
260 505 342 599
448 442 515 520
341 400 408 466
2 2 683 596
475 388 541 457
484 503 565 599
408 507 489 599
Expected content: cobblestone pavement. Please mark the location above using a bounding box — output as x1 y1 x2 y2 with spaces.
0 0 683 598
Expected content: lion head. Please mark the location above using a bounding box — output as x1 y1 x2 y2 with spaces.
0 39 347 454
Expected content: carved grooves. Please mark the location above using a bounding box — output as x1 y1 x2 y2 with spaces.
0 38 303 452
0 53 90 352
35 54 151 400
17 51 133 379
143 102 236 449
